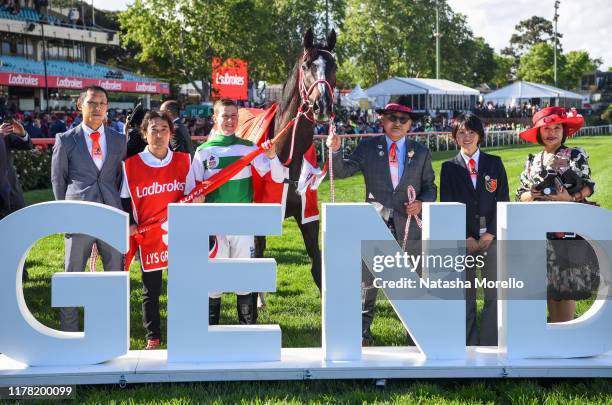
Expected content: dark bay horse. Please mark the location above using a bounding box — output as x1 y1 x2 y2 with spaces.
255 28 337 292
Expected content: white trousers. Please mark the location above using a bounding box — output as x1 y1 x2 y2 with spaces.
209 234 255 299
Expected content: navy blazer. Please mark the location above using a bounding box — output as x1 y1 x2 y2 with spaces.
332 135 437 242
440 151 509 239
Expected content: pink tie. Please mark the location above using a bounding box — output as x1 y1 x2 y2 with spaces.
389 142 399 189
468 158 477 188
90 131 103 160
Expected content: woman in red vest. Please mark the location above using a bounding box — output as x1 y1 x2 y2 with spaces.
121 110 193 350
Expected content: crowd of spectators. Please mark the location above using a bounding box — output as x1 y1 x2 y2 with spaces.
2 100 533 142
0 110 77 138
473 102 542 118
484 122 527 132
315 111 458 136
3 0 51 19
185 116 214 138
1 106 214 141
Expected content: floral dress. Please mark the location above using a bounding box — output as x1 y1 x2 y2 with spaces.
516 145 599 301
516 146 595 199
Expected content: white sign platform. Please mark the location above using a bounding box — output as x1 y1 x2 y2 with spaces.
2 348 612 386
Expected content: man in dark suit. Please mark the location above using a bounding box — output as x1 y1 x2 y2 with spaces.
1 118 34 281
160 100 194 157
51 85 126 332
326 95 437 345
50 113 67 137
0 119 33 212
440 113 509 346
22 116 43 138
0 134 11 220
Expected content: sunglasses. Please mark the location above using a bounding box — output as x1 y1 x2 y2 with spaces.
385 114 411 124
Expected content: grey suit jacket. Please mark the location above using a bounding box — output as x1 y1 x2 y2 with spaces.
51 125 126 209
332 135 437 243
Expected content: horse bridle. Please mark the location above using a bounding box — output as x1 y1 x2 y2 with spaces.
298 49 336 123
283 48 336 167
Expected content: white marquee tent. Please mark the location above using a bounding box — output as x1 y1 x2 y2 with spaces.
342 84 377 108
483 81 583 108
364 77 479 111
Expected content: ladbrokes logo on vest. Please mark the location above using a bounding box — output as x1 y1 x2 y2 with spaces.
136 180 185 198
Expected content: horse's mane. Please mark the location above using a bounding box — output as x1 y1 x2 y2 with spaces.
280 61 300 114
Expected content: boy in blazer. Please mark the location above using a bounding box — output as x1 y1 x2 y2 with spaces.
327 95 437 345
440 113 509 346
51 85 126 332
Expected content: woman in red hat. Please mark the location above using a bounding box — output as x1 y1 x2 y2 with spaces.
516 106 598 322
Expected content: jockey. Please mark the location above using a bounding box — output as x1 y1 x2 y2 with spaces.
185 98 287 325
121 110 191 350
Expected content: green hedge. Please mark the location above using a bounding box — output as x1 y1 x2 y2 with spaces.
13 147 52 192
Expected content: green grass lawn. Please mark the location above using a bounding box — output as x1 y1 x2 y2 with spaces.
18 135 612 403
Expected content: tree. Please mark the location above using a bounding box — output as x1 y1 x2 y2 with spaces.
253 0 339 83
337 0 423 88
517 43 601 89
602 104 612 123
119 0 341 98
502 16 562 70
491 54 514 88
562 51 601 89
120 0 255 99
337 0 497 88
460 36 497 87
517 42 560 85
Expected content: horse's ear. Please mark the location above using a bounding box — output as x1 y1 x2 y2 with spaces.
326 29 336 52
303 28 314 49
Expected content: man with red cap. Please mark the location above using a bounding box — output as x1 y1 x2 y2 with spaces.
326 95 436 345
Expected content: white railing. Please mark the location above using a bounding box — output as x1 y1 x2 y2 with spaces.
312 125 612 157
575 125 612 137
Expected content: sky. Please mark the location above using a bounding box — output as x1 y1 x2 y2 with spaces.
98 0 611 70
447 0 611 69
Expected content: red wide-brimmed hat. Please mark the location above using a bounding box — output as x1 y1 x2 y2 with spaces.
518 106 584 143
375 95 423 120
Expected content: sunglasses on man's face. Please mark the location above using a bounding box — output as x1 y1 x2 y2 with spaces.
385 114 411 124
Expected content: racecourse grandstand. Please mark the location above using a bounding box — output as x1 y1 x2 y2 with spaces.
0 2 168 112
0 4 62 24
0 55 158 83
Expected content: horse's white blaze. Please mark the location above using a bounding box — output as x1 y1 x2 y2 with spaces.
315 56 327 99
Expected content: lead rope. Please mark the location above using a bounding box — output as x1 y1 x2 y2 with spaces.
88 243 99 272
327 120 336 203
402 185 422 251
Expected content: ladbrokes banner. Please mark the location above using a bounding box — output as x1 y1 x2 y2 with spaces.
0 73 170 94
212 58 248 100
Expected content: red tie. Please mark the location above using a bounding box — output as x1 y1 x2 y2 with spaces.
389 142 399 188
468 158 477 187
90 131 103 160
